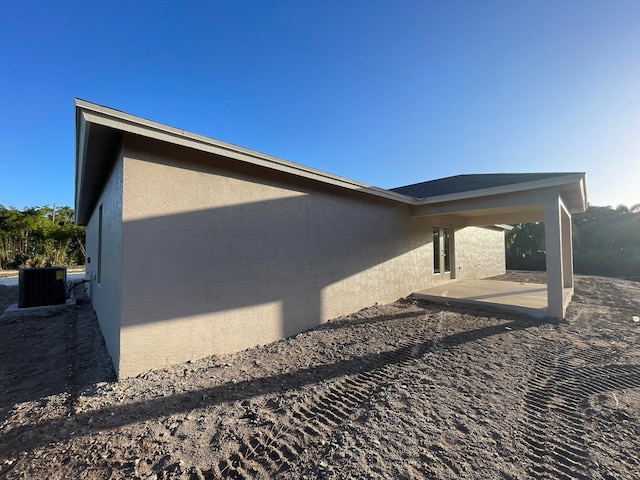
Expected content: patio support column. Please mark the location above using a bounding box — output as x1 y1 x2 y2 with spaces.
561 206 574 291
544 193 572 319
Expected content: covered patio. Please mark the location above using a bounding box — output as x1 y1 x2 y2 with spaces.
413 279 553 319
393 173 587 319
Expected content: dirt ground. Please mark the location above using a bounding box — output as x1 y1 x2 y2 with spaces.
1 272 639 480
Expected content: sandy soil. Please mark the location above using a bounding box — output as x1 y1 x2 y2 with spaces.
1 272 639 479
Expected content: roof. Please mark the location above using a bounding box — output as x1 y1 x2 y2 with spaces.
74 99 414 224
391 173 583 199
75 99 587 225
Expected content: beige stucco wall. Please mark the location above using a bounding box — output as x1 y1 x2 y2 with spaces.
114 136 434 377
454 226 506 280
84 152 124 374
82 135 508 378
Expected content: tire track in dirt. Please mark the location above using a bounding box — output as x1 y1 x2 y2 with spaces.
523 343 640 479
207 335 435 479
199 312 564 479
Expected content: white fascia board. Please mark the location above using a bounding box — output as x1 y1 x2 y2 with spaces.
413 173 586 206
74 99 416 205
416 174 586 205
578 175 588 211
74 111 90 223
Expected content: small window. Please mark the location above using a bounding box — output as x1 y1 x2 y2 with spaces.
97 204 103 284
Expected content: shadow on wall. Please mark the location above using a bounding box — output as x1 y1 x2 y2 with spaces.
115 190 431 339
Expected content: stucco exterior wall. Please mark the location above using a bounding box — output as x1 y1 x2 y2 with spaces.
84 152 123 374
453 226 506 280
115 136 433 377
81 135 508 378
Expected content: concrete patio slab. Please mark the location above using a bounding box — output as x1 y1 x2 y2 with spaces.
413 279 549 319
1 298 78 319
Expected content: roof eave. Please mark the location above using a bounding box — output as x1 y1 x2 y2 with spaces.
73 99 416 216
74 99 588 222
74 108 89 224
414 173 587 212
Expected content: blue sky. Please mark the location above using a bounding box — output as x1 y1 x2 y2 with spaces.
1 0 639 210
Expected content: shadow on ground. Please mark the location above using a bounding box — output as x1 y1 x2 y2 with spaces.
0 290 549 457
0 286 115 416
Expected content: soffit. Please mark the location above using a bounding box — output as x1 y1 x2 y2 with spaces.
409 178 587 227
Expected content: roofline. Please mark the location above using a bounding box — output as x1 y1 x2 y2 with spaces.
412 173 587 207
75 99 588 223
74 103 89 223
74 99 416 206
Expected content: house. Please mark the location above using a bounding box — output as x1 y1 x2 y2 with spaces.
75 99 587 378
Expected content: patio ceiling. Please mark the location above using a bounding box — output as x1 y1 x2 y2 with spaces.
403 173 587 226
394 172 588 320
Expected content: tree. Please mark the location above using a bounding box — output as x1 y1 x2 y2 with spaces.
506 222 545 257
507 204 640 279
0 205 85 269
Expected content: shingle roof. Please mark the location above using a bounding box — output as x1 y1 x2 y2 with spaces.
390 173 582 199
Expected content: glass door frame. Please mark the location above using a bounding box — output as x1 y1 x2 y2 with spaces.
433 225 454 282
